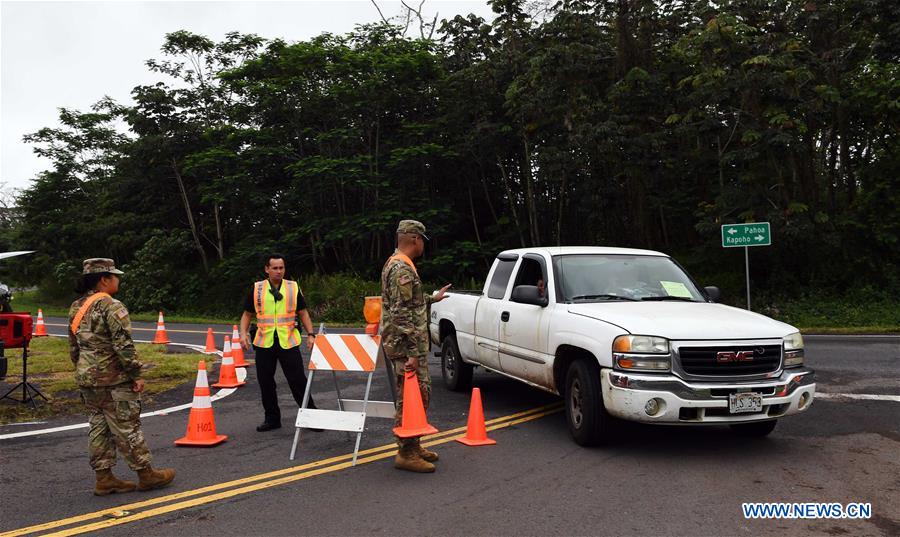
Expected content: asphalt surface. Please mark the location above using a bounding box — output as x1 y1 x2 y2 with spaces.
0 320 897 536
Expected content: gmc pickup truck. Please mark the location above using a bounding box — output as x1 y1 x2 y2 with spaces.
429 247 815 446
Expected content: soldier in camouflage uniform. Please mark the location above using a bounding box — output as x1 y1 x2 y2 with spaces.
381 220 451 473
68 258 175 495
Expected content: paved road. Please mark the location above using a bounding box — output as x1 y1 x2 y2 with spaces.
0 322 897 536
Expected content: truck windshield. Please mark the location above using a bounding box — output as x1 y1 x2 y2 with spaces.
553 254 705 303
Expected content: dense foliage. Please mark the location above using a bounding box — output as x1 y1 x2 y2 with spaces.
7 0 898 315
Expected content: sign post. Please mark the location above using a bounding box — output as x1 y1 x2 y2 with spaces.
721 222 771 310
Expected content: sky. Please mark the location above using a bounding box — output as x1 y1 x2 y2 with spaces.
0 0 496 192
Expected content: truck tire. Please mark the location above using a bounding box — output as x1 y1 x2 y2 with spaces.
729 420 777 437
441 335 473 392
565 359 611 446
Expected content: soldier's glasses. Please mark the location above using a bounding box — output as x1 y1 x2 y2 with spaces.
269 288 283 302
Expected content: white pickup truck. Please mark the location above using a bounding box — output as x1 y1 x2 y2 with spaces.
429 247 815 445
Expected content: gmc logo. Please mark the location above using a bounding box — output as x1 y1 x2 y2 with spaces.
716 350 755 363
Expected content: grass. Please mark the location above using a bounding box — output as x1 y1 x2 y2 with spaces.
753 293 900 334
0 337 201 425
12 289 365 327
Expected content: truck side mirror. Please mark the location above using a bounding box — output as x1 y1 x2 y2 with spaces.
704 286 720 303
511 285 549 307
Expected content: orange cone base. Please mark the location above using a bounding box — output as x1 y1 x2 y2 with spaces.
457 435 496 446
212 379 245 389
175 434 228 447
33 333 47 337
393 424 438 438
152 336 170 344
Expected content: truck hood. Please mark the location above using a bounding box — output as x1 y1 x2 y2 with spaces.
567 302 797 340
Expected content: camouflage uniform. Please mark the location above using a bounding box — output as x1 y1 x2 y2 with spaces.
381 221 434 449
69 259 151 472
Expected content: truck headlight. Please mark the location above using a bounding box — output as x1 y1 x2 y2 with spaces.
613 335 671 371
783 332 804 367
613 335 669 354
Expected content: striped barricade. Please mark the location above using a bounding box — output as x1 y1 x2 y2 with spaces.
290 333 395 465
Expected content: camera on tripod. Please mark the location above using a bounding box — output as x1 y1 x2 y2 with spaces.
0 313 44 407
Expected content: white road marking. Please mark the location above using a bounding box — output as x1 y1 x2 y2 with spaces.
0 341 247 440
816 392 900 403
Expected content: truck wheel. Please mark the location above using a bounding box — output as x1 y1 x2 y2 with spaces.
730 420 777 437
565 359 611 446
441 335 473 392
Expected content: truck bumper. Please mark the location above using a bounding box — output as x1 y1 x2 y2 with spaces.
600 368 815 424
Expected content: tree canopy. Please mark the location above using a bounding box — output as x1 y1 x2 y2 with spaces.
10 0 899 314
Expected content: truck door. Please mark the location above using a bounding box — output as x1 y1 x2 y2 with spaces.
499 253 553 386
473 253 518 371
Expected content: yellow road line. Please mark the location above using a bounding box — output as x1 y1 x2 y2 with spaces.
44 323 229 335
45 408 562 537
2 403 562 537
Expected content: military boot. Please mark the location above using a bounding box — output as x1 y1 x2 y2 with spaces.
416 444 439 462
394 445 435 473
94 469 137 496
136 466 176 491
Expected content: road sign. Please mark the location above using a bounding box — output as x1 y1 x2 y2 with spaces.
721 222 771 248
720 222 772 311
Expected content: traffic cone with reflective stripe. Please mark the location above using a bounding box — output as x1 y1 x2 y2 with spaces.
457 388 496 446
33 309 47 337
152 312 170 344
393 371 438 438
203 328 217 354
175 361 227 446
231 325 249 368
212 338 244 388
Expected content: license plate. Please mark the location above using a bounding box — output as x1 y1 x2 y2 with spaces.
729 392 763 414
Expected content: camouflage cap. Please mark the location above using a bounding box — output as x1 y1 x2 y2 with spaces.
396 219 429 240
82 258 124 275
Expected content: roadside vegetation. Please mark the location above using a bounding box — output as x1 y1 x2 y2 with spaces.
0 338 200 424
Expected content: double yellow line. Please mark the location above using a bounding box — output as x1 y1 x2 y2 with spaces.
3 403 562 537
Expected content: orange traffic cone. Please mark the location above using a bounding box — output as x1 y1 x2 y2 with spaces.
212 338 245 388
457 388 496 446
393 371 438 438
152 312 170 344
175 361 228 447
203 328 217 354
231 325 249 368
33 309 47 337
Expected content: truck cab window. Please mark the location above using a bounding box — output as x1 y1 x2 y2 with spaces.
487 258 517 299
513 258 547 296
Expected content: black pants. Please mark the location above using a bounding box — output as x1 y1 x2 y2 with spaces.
253 343 315 424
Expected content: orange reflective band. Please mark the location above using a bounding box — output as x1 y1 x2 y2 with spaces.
284 281 297 313
70 293 111 334
314 335 347 370
340 335 376 371
254 281 267 317
389 253 418 277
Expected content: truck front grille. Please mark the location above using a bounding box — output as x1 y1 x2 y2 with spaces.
678 345 781 377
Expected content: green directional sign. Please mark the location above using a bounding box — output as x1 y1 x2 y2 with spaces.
721 222 771 248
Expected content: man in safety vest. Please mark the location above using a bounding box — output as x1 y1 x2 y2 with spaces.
239 253 319 432
382 220 451 472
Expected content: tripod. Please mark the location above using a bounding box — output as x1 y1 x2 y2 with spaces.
0 341 47 408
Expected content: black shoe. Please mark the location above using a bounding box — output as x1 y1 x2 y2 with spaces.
256 421 281 432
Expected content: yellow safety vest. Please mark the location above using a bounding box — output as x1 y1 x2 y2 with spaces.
252 279 302 349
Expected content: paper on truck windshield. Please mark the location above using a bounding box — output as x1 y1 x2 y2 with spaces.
660 281 692 298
